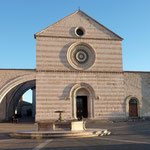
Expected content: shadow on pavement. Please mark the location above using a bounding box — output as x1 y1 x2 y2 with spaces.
0 133 12 140
41 144 150 150
86 120 150 138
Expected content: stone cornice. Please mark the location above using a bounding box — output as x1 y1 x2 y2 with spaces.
35 35 122 41
124 71 150 73
36 69 123 74
0 69 35 71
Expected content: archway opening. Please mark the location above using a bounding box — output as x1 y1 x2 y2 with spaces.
0 80 36 122
9 84 36 123
15 89 34 122
129 98 138 117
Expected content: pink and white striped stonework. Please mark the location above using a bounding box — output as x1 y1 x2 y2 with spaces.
0 10 150 122
35 10 125 122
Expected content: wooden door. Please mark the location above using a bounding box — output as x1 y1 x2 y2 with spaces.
76 96 88 119
129 100 138 117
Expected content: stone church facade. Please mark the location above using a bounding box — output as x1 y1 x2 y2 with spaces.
0 10 150 122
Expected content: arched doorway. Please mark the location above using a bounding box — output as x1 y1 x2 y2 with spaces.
69 83 95 120
129 98 138 117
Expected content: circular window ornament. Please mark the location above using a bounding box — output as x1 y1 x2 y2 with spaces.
67 42 96 70
75 27 85 37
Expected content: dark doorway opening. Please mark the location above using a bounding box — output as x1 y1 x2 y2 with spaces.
129 98 138 117
76 96 88 119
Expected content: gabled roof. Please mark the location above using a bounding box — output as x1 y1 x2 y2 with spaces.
34 10 123 40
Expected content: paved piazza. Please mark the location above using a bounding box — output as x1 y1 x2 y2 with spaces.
1 121 150 150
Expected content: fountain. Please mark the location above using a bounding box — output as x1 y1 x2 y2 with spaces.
38 111 85 131
9 110 111 139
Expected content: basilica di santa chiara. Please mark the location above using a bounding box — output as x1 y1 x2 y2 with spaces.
0 10 150 122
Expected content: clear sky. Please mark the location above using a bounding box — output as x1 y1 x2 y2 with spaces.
0 0 150 102
0 0 150 71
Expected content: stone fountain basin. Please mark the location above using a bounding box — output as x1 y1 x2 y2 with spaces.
9 120 111 139
38 120 85 131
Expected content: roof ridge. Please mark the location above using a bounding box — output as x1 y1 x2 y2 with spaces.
76 10 123 40
34 9 123 40
34 10 79 38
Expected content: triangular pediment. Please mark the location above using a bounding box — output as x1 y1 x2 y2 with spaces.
35 10 123 40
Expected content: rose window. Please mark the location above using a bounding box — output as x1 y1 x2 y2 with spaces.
67 42 95 70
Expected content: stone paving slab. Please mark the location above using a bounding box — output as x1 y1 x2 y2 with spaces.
1 121 150 150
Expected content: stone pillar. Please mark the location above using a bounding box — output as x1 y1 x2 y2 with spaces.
20 95 24 101
31 87 36 118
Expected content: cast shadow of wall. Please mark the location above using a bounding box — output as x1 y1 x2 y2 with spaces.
59 83 75 100
59 42 76 71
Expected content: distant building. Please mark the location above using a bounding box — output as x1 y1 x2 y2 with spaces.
0 10 150 122
17 96 32 117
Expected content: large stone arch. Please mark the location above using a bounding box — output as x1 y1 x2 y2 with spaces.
69 83 96 119
0 74 36 103
7 81 35 120
125 95 142 118
0 74 36 121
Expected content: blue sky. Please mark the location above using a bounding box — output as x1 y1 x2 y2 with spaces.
0 0 150 102
0 0 150 71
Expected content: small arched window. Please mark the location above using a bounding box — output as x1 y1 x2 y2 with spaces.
129 98 137 104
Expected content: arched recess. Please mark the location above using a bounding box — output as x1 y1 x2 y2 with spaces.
69 83 96 119
125 95 142 118
0 74 36 121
